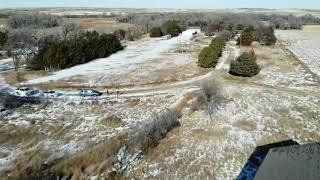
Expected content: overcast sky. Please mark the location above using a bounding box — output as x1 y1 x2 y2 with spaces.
0 0 319 9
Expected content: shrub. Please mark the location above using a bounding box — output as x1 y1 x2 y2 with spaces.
198 47 218 68
260 26 277 45
240 30 254 46
210 36 226 51
128 109 181 151
150 27 163 37
114 29 126 41
229 51 260 77
198 37 226 68
216 30 233 41
236 24 245 30
0 31 8 49
203 24 219 36
125 25 145 41
161 20 182 37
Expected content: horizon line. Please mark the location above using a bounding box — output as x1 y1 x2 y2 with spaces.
0 7 319 10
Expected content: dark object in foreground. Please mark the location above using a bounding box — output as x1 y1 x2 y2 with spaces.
237 140 320 180
237 140 299 180
0 91 43 110
254 143 320 180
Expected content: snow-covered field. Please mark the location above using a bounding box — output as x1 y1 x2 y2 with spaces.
276 25 320 76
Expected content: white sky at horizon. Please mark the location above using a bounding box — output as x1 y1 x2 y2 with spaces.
0 0 319 9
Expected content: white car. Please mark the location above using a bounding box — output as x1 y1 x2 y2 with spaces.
80 89 102 97
44 90 64 98
15 87 31 97
27 90 44 97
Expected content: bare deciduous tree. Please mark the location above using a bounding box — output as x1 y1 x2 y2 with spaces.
124 25 145 41
61 23 82 40
200 79 222 122
6 29 38 71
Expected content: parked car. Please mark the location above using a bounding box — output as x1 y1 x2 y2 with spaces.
80 89 102 97
161 34 172 40
15 87 31 97
44 90 64 98
27 90 44 97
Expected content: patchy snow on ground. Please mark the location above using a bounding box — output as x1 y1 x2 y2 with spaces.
125 40 320 179
1 27 320 179
253 46 320 92
128 78 320 179
276 25 320 76
0 58 14 73
216 43 238 71
0 88 184 172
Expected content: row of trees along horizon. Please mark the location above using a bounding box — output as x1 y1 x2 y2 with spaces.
0 12 319 71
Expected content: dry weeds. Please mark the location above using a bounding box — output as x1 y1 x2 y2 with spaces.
3 71 48 86
52 134 127 178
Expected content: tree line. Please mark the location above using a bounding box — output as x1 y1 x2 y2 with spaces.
197 37 226 68
116 12 320 40
8 13 62 29
29 28 123 70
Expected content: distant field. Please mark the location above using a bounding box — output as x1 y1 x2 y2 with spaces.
0 16 132 34
66 18 133 34
276 25 320 76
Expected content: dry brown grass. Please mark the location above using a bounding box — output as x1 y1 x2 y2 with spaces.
191 127 227 141
52 134 127 178
303 25 320 31
125 99 140 108
0 123 44 147
2 70 48 86
100 115 124 129
175 91 196 113
256 53 271 60
78 18 133 34
5 147 51 180
233 120 257 131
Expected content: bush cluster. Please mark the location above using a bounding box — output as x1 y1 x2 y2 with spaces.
29 31 122 70
239 25 277 46
150 27 163 37
229 51 260 77
162 20 182 37
150 20 182 38
0 31 8 49
240 29 254 46
259 26 277 45
197 37 226 68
